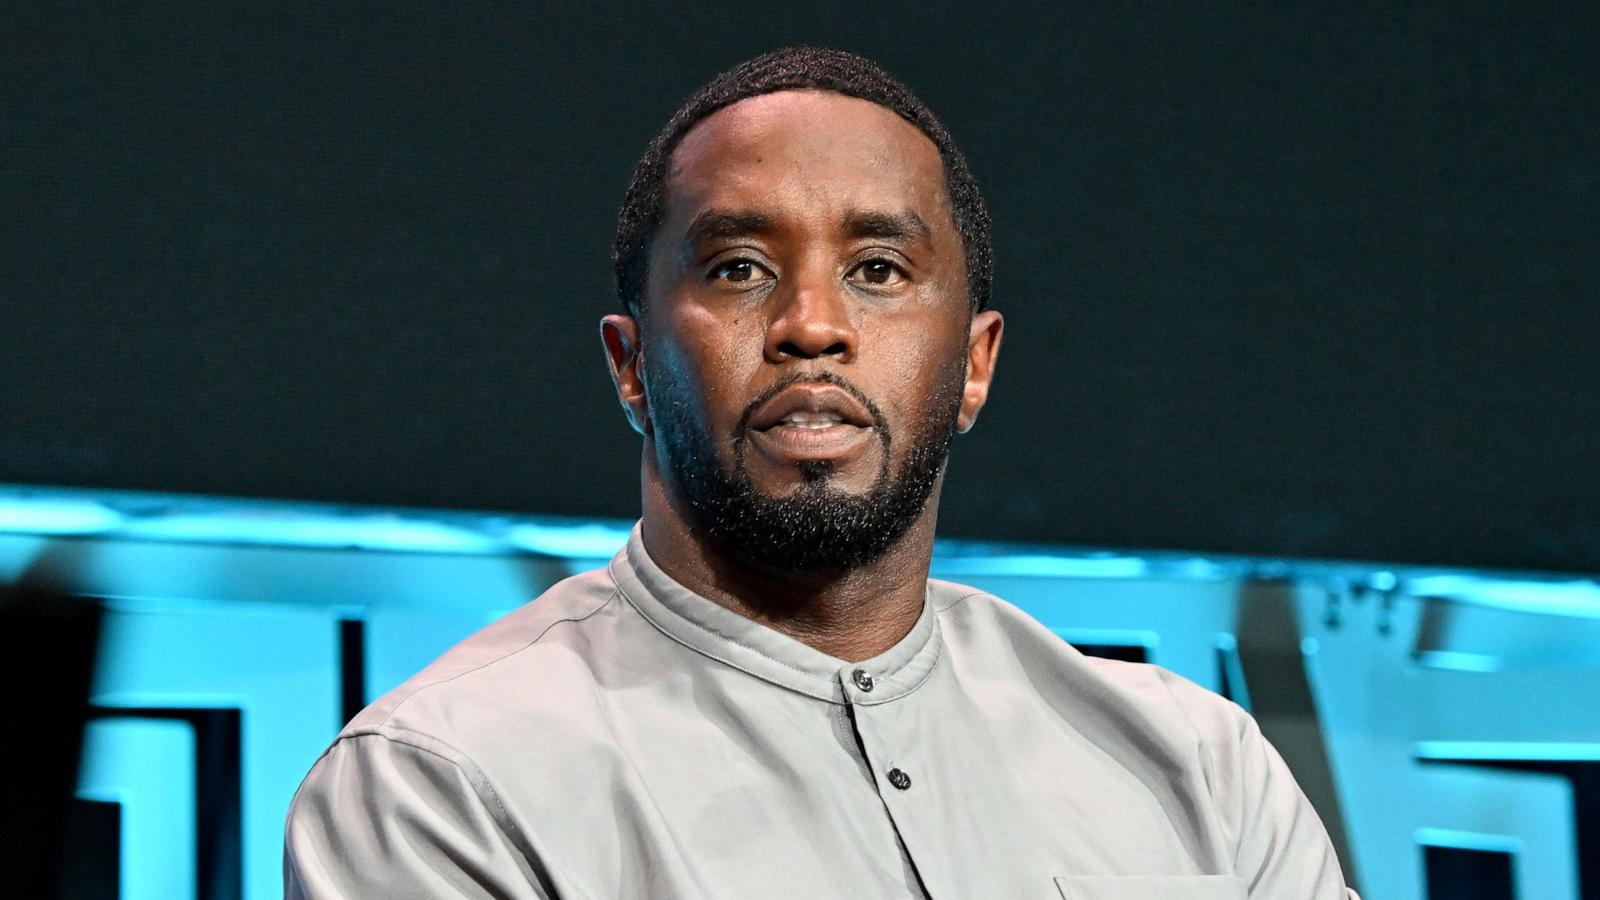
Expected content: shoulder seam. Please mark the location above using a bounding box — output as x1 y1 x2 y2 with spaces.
932 587 988 613
332 729 540 873
374 587 621 729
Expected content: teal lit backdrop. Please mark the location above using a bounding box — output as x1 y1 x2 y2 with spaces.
3 486 1600 899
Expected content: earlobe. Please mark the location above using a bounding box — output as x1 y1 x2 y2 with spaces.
600 314 651 436
956 310 1004 434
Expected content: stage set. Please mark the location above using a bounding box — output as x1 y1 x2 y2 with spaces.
5 4 1597 899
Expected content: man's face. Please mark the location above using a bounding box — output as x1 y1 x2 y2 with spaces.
615 90 999 571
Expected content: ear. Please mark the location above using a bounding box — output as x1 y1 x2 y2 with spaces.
956 309 1004 434
600 314 651 436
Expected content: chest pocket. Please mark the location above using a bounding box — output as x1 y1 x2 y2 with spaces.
1054 875 1247 900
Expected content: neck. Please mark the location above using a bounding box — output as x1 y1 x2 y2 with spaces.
638 455 940 663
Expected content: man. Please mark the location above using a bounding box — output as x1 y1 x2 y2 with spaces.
285 48 1356 899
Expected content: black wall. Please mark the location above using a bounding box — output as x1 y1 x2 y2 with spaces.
5 3 1598 572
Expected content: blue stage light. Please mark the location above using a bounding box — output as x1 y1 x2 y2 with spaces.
1413 650 1503 673
502 521 633 559
121 510 502 555
1416 741 1600 762
1407 575 1600 619
0 496 124 535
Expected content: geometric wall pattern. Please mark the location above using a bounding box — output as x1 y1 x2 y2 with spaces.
3 510 1597 899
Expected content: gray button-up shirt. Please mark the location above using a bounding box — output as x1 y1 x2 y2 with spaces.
285 527 1354 899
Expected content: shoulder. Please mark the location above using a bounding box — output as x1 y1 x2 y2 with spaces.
337 565 632 755
928 582 1351 894
928 578 1251 751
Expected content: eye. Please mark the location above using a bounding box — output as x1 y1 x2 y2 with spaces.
849 258 907 287
709 258 773 285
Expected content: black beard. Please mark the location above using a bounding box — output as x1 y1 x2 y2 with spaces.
647 364 965 573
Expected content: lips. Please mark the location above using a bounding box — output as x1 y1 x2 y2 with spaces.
747 384 876 433
745 382 880 466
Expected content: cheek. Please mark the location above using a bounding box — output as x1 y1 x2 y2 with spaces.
651 306 764 425
877 318 968 421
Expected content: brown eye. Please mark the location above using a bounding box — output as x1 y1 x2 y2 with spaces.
718 261 754 282
711 259 770 284
852 259 905 286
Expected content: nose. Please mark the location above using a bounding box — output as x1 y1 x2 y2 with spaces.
764 270 858 364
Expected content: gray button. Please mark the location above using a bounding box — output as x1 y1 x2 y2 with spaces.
851 668 874 692
887 768 911 790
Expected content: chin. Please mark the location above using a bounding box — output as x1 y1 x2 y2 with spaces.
753 465 880 500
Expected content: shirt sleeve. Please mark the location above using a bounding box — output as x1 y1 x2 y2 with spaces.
1227 709 1355 900
283 730 552 899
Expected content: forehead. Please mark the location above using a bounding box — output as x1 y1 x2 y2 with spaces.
663 90 951 230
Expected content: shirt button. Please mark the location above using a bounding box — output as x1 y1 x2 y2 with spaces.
851 668 875 692
887 768 912 790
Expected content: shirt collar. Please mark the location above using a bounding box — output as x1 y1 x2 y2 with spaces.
608 524 943 705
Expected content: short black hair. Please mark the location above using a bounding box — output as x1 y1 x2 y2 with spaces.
612 46 993 314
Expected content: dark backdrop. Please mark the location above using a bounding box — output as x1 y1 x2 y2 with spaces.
5 3 1598 573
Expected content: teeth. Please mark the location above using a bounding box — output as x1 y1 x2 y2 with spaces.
779 411 844 429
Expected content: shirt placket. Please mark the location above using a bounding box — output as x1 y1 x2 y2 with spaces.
839 664 941 900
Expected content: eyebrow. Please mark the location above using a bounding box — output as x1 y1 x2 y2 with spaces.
682 209 775 251
678 207 934 258
842 209 932 246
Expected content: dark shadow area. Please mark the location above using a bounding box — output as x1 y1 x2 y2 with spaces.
0 583 103 898
340 617 367 726
60 798 121 900
1072 643 1149 664
1424 844 1515 900
1235 580 1358 893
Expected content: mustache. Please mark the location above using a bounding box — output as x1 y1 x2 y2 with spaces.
735 371 890 437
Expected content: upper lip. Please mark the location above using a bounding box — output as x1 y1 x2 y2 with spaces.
748 383 876 432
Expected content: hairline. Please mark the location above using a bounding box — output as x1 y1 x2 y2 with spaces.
643 87 968 312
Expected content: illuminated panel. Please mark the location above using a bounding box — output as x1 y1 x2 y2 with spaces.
123 510 502 555
503 520 632 559
91 602 339 900
1417 743 1600 763
1301 584 1587 900
0 495 124 534
9 487 1600 899
1407 576 1600 621
1413 650 1503 673
77 717 197 900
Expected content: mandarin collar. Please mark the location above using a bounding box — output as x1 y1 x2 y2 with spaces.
608 524 943 705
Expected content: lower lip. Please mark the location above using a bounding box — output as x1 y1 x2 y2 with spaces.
749 424 875 463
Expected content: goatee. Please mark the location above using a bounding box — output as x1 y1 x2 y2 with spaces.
648 364 965 573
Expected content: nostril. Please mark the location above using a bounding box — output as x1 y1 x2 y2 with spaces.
775 340 850 359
